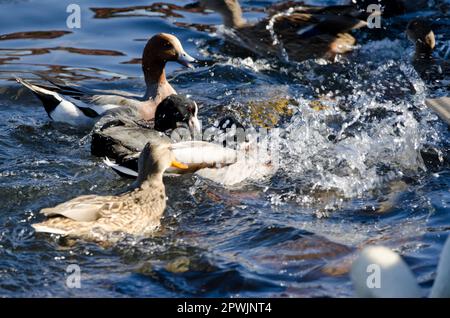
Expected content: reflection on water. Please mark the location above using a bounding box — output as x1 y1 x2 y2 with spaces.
0 0 449 297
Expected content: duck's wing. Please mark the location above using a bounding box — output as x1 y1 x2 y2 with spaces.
92 125 170 161
40 194 116 222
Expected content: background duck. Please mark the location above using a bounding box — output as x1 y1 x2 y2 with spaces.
349 0 442 17
32 143 188 243
350 234 450 297
193 0 373 62
15 33 196 128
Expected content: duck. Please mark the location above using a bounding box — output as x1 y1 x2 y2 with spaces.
32 142 189 242
16 33 196 128
90 94 201 164
406 19 450 125
192 0 374 63
350 234 450 297
406 19 449 82
349 0 449 17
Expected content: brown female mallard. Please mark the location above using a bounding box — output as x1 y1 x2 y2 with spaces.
32 142 188 242
194 0 374 62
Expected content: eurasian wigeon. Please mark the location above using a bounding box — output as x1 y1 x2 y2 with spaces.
16 33 196 128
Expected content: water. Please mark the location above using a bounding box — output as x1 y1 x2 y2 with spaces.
0 0 449 297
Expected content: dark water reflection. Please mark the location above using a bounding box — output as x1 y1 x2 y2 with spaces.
0 0 449 297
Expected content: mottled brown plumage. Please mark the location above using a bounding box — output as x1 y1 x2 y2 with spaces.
33 143 187 242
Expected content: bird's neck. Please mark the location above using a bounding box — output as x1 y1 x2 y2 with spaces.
220 2 246 28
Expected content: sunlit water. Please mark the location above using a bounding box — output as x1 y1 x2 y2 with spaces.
0 0 449 297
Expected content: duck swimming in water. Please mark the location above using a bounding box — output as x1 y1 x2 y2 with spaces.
192 0 374 62
350 0 431 17
33 142 188 242
406 19 449 81
16 33 196 128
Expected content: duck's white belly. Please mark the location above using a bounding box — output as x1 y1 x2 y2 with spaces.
50 101 119 127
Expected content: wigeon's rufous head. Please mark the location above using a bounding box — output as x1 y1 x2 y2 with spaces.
406 19 436 53
142 33 196 74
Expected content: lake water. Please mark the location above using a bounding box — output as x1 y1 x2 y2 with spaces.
0 0 449 297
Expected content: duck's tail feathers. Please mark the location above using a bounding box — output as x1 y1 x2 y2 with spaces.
103 157 139 178
16 77 63 118
32 223 68 236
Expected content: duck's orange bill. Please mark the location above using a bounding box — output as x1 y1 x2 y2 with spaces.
171 160 189 170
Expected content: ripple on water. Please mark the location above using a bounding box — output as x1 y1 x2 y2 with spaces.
0 0 449 298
